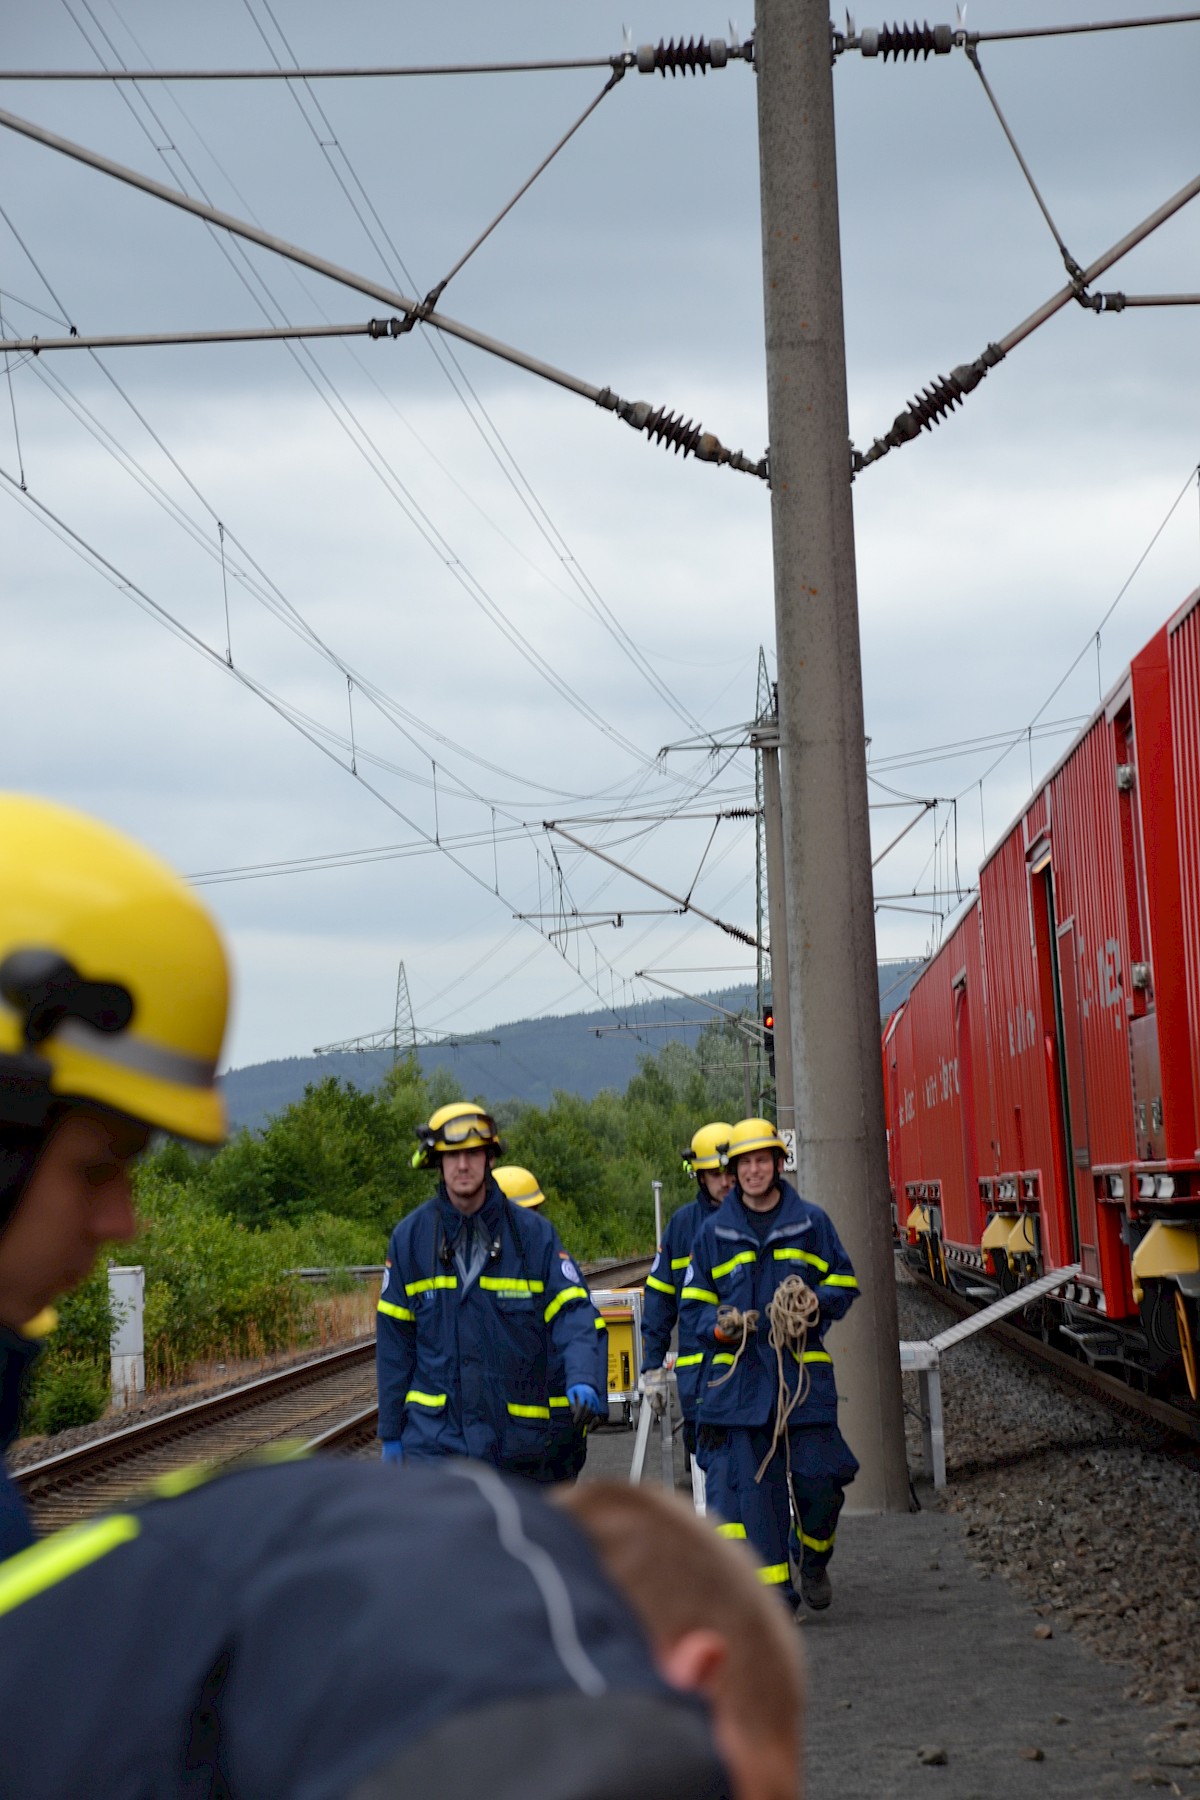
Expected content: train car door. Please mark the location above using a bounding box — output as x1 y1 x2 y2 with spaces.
1029 852 1081 1266
952 971 980 1240
1055 917 1100 1280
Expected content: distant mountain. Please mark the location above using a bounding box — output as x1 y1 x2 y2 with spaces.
219 961 925 1133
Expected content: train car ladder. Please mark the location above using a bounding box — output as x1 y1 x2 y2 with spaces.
899 1263 1081 1489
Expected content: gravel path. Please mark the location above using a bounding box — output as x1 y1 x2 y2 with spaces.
898 1267 1200 1790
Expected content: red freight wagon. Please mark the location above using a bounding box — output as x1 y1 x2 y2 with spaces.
887 903 995 1283
891 587 1200 1401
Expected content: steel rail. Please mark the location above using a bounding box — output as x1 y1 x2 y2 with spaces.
16 1258 653 1494
14 1339 375 1500
907 1265 1200 1448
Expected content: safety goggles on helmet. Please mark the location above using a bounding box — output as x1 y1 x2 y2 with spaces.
411 1103 504 1169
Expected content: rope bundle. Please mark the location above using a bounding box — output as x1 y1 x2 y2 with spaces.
756 1275 821 1482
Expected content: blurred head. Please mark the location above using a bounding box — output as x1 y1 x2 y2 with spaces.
558 1482 804 1800
0 795 229 1326
0 1106 146 1330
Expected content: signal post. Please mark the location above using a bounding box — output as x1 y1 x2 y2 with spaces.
754 0 909 1510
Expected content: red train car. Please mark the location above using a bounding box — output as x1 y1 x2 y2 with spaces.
890 587 1200 1401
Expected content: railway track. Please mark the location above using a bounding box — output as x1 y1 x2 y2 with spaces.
16 1254 653 1524
907 1262 1200 1450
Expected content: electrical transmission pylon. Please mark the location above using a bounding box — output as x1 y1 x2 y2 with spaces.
313 960 498 1061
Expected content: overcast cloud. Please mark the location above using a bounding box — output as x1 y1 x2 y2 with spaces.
1 2 1197 1074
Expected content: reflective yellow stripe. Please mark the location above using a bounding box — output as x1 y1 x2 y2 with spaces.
480 1276 545 1295
715 1522 747 1539
757 1562 791 1585
645 1274 675 1296
595 1317 607 1330
405 1390 447 1409
802 1351 832 1364
711 1351 736 1365
821 1274 859 1289
681 1285 718 1304
674 1352 704 1367
549 1396 571 1409
543 1285 588 1324
377 1299 415 1321
405 1276 457 1296
507 1402 551 1419
772 1247 829 1273
802 1530 835 1553
712 1250 756 1280
0 1515 141 1619
670 1255 691 1269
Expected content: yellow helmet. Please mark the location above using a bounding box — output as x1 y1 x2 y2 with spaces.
682 1121 733 1175
0 795 229 1145
725 1116 787 1162
492 1165 545 1209
412 1101 503 1169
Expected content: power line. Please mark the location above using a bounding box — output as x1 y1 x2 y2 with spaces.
955 459 1200 802
0 98 767 479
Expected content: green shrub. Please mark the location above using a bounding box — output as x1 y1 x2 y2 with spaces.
25 1359 108 1435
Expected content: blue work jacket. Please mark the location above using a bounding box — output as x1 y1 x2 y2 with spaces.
0 1325 40 1559
642 1190 724 1418
0 1458 729 1800
377 1179 602 1472
679 1180 859 1429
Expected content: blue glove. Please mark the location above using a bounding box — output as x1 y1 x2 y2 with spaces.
381 1438 405 1465
567 1384 604 1428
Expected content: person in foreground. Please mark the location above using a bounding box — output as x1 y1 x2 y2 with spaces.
0 794 229 1558
681 1117 859 1614
0 1463 804 1799
377 1105 605 1478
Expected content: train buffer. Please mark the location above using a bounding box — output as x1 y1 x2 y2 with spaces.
899 1263 1081 1489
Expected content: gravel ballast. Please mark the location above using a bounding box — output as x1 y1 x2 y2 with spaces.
898 1265 1200 1788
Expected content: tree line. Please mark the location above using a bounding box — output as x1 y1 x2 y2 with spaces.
23 1016 766 1434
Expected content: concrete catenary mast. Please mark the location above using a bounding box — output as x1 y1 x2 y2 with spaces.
754 0 909 1511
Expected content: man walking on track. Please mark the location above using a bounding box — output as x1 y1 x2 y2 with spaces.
681 1116 860 1614
377 1105 605 1480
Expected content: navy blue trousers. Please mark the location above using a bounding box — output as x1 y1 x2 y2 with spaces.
699 1422 859 1595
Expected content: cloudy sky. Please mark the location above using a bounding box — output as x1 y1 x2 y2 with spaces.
1 2 1197 1078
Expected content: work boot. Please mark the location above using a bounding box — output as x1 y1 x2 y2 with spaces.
800 1564 832 1610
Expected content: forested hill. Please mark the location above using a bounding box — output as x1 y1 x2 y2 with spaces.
220 960 923 1132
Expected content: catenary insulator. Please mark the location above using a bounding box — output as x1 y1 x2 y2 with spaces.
859 21 953 59
615 397 767 480
887 346 1003 446
636 36 730 76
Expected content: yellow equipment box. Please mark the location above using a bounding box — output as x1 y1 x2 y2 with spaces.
591 1287 643 1419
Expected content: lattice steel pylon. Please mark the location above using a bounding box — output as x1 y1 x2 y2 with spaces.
392 961 416 1062
754 646 773 1110
313 960 498 1061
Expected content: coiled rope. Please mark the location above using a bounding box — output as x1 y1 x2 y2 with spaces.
756 1275 821 1482
704 1273 822 1480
